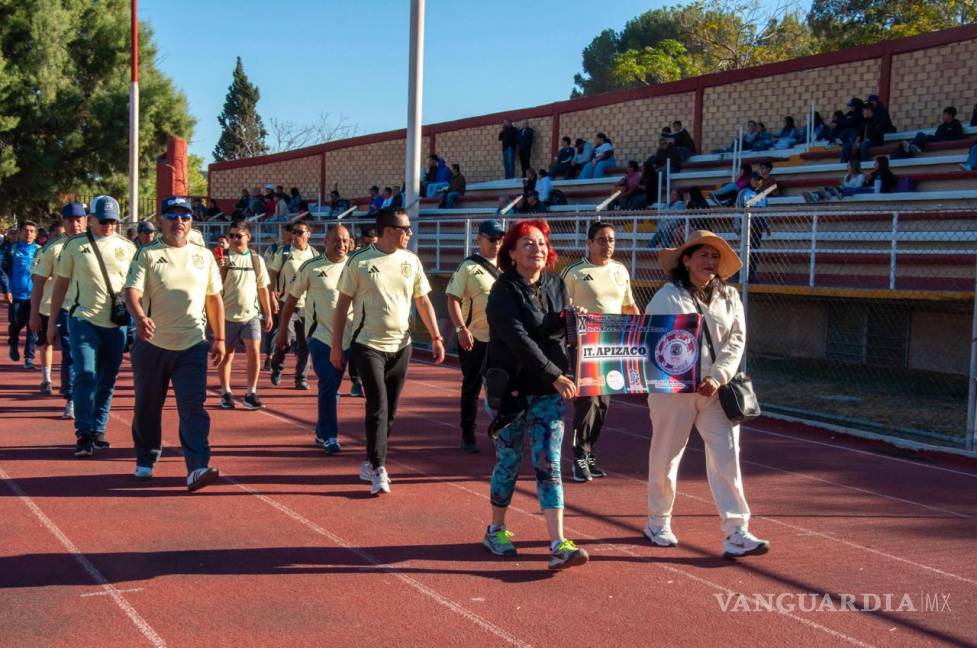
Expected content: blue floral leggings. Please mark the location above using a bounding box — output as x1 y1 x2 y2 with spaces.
489 394 565 510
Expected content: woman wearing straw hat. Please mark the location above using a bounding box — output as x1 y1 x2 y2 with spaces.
643 230 769 558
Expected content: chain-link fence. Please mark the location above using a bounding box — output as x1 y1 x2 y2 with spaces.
197 207 977 452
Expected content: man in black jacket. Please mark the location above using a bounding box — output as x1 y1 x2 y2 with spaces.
669 120 697 160
549 137 576 178
516 120 534 178
904 106 965 155
842 103 885 163
499 119 518 180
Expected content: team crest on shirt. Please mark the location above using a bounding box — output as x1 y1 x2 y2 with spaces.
613 267 626 286
114 247 126 262
400 262 412 278
192 253 204 269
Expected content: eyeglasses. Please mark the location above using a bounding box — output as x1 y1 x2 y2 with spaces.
292 229 309 236
228 233 246 240
162 212 192 221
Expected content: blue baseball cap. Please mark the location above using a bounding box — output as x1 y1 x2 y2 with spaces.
61 202 87 218
160 196 192 214
94 196 121 221
478 219 505 237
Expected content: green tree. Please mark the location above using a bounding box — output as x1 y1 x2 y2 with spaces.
610 39 701 87
0 0 194 219
809 0 977 50
187 153 208 197
213 57 268 162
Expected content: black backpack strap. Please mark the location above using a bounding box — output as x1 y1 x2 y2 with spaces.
464 254 500 279
87 231 116 295
691 295 716 362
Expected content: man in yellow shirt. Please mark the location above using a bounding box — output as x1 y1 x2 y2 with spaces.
332 208 445 495
29 203 87 415
560 221 639 483
124 196 226 492
276 224 353 454
346 224 378 398
217 221 272 410
261 225 292 371
267 221 318 389
47 197 136 457
445 219 504 454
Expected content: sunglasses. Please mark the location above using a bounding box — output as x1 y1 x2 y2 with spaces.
228 233 246 240
390 225 412 234
162 212 192 221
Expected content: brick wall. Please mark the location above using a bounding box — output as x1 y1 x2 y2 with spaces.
701 60 879 152
890 39 977 132
324 137 427 199
560 92 696 165
209 154 321 201
435 117 552 183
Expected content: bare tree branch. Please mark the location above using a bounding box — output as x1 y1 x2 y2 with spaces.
268 113 359 153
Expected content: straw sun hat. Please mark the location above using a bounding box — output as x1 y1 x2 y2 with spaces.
657 230 743 280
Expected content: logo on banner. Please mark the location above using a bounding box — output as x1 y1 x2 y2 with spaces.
605 370 625 391
654 329 698 376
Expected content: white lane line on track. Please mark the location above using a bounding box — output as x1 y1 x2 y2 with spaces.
227 408 532 648
81 588 144 597
250 403 873 648
0 467 166 648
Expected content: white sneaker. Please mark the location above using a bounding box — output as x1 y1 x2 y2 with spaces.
187 466 220 492
723 528 770 558
62 400 74 419
359 461 373 482
643 523 679 547
370 466 391 495
133 465 153 480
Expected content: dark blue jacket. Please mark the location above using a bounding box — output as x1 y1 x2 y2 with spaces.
0 240 39 300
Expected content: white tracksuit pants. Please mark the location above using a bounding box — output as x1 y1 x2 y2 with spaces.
647 392 751 535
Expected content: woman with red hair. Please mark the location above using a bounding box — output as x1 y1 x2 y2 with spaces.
480 219 589 571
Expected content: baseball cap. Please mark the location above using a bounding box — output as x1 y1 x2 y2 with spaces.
478 219 505 237
867 94 881 103
61 202 87 218
136 220 156 234
160 196 192 213
94 196 121 221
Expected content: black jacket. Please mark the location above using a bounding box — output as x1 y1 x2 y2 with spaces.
934 119 964 141
671 128 697 153
499 125 518 149
485 270 569 398
516 127 534 152
860 115 886 145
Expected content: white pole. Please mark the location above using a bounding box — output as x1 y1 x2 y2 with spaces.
129 0 139 223
405 0 425 252
739 209 752 373
665 158 671 209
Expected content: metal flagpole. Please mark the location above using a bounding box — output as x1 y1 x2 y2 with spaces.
405 0 425 251
129 0 139 224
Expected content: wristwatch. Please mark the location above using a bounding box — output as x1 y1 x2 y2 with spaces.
454 325 466 333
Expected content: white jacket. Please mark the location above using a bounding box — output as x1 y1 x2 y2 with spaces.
645 282 746 385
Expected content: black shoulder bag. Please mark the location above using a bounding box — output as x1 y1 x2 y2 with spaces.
694 296 761 424
88 232 131 326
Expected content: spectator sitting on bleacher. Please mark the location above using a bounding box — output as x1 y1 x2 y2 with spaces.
248 187 263 217
550 137 576 178
192 197 207 221
522 167 537 196
757 161 776 195
807 159 865 202
809 111 831 142
902 106 964 155
380 187 394 208
839 155 897 196
274 188 290 219
866 95 896 133
367 186 383 215
292 201 312 223
836 98 865 146
668 120 697 160
842 102 885 163
772 116 804 150
708 162 752 207
740 120 759 150
686 187 710 210
391 184 404 209
327 189 349 217
571 137 594 178
827 110 845 143
735 173 767 208
578 133 616 179
535 169 552 204
207 199 226 222
961 142 977 171
263 190 277 218
440 164 467 209
665 188 685 210
615 161 644 210
235 189 249 215
751 122 773 151
288 187 303 212
648 137 682 179
424 154 452 197
518 190 548 214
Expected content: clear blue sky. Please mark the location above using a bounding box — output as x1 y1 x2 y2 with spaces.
140 0 675 164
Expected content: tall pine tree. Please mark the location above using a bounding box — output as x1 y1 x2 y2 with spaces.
213 57 267 161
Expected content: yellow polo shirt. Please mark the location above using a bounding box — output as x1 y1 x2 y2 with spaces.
124 240 222 351
268 245 319 308
221 249 270 323
338 245 431 353
561 257 636 314
56 233 136 328
31 235 69 317
445 255 498 343
289 256 354 350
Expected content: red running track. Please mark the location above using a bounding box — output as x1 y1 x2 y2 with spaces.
1 344 976 647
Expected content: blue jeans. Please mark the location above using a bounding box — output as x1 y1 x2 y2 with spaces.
425 182 449 198
69 317 126 439
965 143 977 169
445 191 463 208
579 157 617 179
56 310 73 400
841 186 876 196
308 338 347 442
7 300 35 361
841 139 874 163
502 147 515 179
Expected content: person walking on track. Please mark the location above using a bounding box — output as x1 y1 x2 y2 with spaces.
331 208 445 495
30 203 87 418
560 221 640 482
278 224 353 454
346 224 378 398
3 220 40 369
48 197 135 457
644 230 769 558
124 196 226 492
445 219 505 454
267 221 318 389
216 221 273 410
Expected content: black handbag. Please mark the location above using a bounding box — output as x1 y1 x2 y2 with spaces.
694 297 761 424
87 231 131 327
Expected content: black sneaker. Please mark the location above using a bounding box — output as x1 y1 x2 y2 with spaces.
39 381 53 395
9 344 20 362
323 439 341 455
586 453 606 478
572 458 593 482
92 434 110 449
295 380 310 391
270 368 282 386
262 358 271 371
242 393 263 410
73 437 94 457
219 392 235 409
